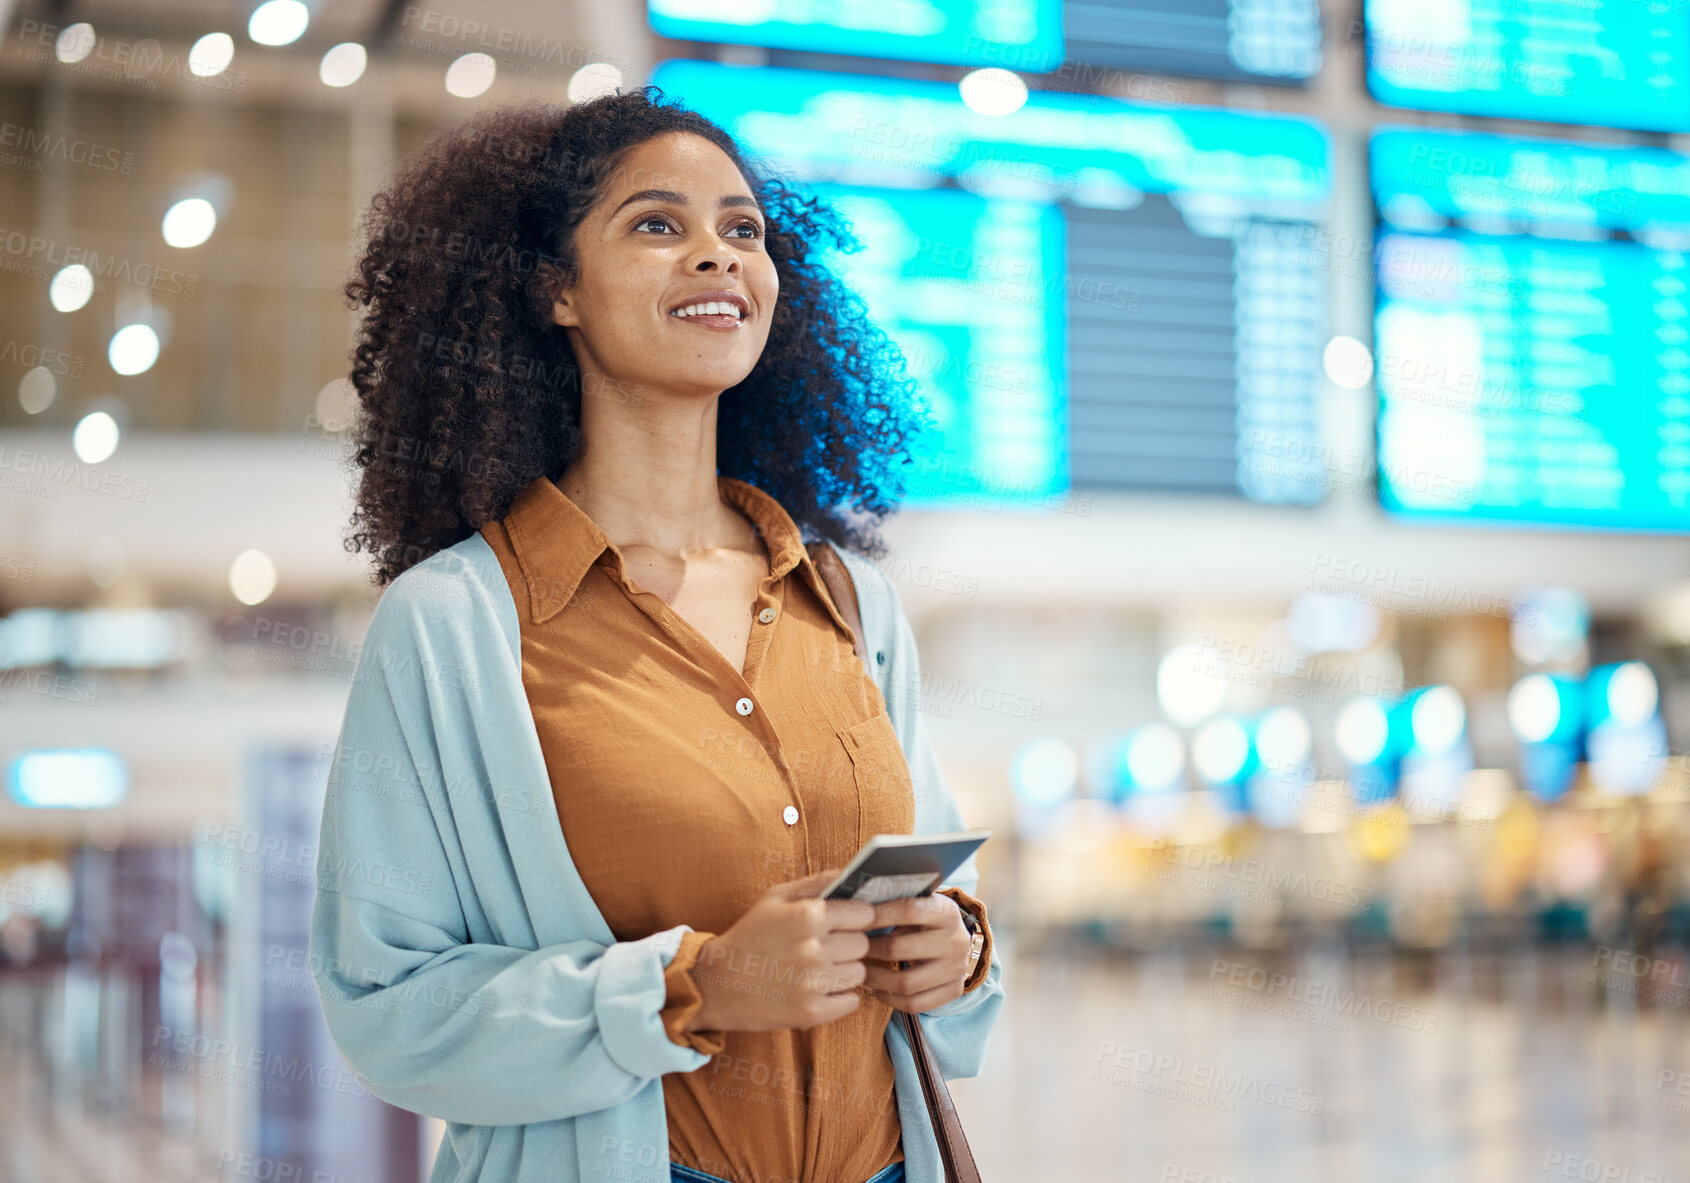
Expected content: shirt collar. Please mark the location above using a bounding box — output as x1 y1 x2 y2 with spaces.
501 473 825 625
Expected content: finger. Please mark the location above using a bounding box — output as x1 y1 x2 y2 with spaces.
815 957 867 994
822 898 877 930
867 897 921 928
865 929 952 964
819 929 871 963
768 868 844 899
861 957 944 997
811 990 862 1026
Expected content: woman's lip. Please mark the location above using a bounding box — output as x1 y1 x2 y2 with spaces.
668 313 744 331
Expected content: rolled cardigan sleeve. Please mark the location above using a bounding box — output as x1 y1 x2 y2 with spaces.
660 929 728 1055
870 565 1006 1077
934 886 993 996
310 564 716 1127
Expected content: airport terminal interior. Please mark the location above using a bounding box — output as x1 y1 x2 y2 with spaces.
3 0 1690 1180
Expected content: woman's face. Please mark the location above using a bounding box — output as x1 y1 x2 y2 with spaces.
549 131 779 403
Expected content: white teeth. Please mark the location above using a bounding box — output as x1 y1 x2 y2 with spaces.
670 301 743 319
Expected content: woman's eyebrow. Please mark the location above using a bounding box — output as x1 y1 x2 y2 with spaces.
610 189 762 216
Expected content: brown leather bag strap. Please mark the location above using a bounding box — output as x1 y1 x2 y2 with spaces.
901 1011 984 1183
807 539 984 1183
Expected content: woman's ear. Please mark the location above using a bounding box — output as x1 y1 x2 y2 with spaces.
536 258 576 329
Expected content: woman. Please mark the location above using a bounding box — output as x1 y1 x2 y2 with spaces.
310 87 1004 1183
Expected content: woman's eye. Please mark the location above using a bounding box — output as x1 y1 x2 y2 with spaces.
635 215 763 240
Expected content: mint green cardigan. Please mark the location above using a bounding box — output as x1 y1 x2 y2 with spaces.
309 530 1005 1183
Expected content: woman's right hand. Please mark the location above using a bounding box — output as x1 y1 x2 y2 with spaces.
684 869 876 1034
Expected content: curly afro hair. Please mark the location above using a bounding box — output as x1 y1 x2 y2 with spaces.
340 84 926 588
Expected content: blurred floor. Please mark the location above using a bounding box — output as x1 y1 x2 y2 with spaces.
954 937 1690 1183
5 939 1690 1183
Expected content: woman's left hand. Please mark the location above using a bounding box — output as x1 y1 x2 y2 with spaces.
859 895 974 1014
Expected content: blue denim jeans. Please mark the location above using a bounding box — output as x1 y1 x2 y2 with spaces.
670 1161 905 1183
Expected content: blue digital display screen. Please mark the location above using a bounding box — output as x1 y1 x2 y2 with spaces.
1372 128 1690 533
647 0 1065 71
1376 231 1690 531
808 186 1069 507
651 59 1331 508
649 60 1329 214
1364 0 1690 132
1371 127 1690 240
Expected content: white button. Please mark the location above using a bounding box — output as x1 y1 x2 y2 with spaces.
758 606 776 624
782 805 799 825
735 697 754 716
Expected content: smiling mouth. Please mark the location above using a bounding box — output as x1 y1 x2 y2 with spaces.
669 301 746 322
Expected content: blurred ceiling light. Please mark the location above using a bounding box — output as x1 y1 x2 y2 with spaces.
7 749 129 810
0 610 58 669
314 376 357 431
320 42 367 87
1410 685 1466 755
162 198 217 248
1012 737 1077 806
958 67 1028 117
1506 673 1562 744
1285 590 1380 654
55 23 96 63
1192 716 1250 784
1156 642 1229 726
229 549 278 605
1335 696 1389 765
188 32 234 77
445 53 496 98
248 0 309 46
1511 585 1589 665
567 62 622 103
1606 661 1659 727
1125 723 1186 791
1255 705 1312 770
72 411 120 463
49 263 94 312
18 366 55 414
87 537 126 589
64 609 194 667
1322 335 1374 389
109 324 161 375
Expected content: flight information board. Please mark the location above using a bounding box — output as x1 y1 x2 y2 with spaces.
649 59 1331 507
1371 127 1690 241
647 0 1320 83
1372 129 1690 532
810 186 1070 506
647 0 1064 70
1064 0 1320 84
1365 0 1690 132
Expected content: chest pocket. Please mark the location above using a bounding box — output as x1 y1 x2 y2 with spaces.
837 711 916 836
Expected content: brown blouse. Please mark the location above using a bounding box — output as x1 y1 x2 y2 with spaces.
478 473 992 1183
